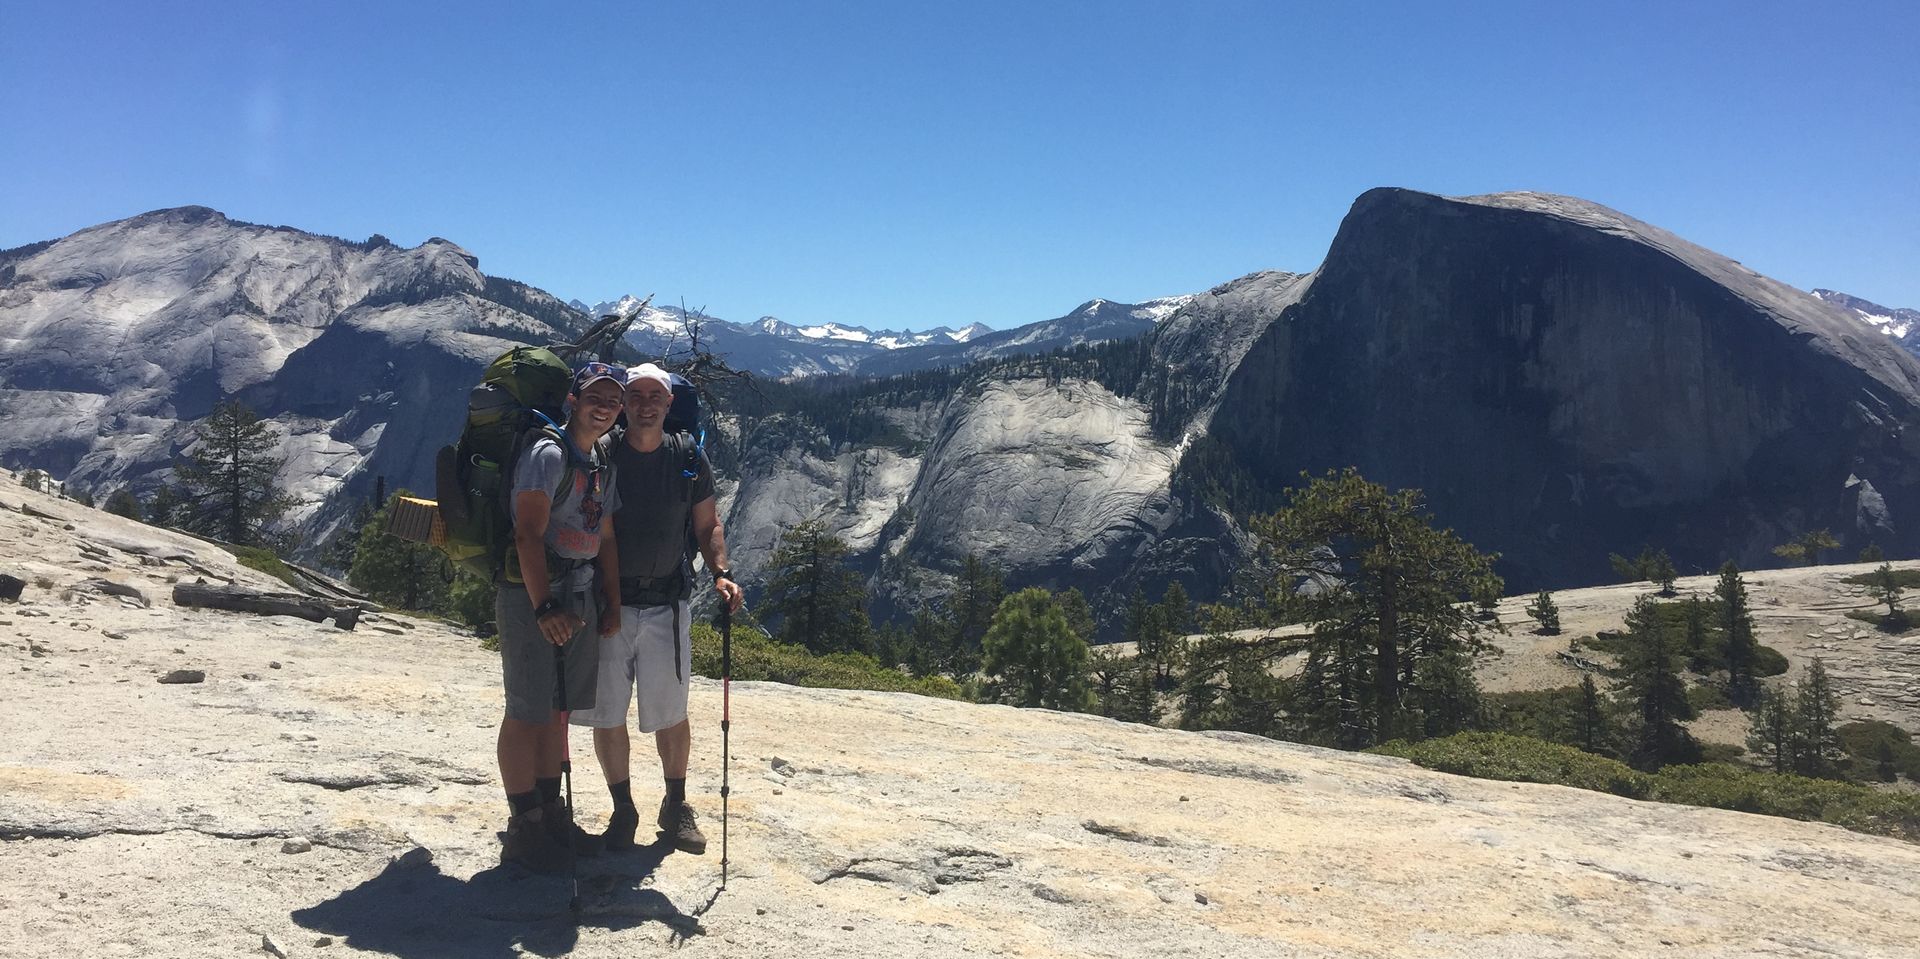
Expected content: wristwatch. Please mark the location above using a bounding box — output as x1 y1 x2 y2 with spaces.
534 597 563 618
712 568 732 585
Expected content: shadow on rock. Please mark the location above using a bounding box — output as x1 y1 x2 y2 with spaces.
292 839 703 957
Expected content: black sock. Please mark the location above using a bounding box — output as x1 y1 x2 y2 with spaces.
536 776 562 805
610 778 635 811
665 777 686 805
508 790 541 817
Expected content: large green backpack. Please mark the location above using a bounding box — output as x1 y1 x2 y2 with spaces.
434 346 575 582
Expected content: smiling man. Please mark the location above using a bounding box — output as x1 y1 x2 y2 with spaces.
572 362 743 855
493 361 625 873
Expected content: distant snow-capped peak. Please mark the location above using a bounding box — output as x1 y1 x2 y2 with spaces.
1815 288 1919 339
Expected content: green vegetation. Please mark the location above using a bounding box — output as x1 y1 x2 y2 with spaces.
690 622 964 700
761 519 872 656
104 488 143 521
1608 546 1677 594
1373 732 1920 843
349 490 453 612
172 400 297 549
981 588 1096 710
1772 528 1840 567
230 544 300 588
1373 732 1648 797
1254 468 1502 748
1525 590 1560 634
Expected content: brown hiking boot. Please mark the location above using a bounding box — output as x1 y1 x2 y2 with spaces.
602 804 639 852
501 809 571 874
658 798 707 855
543 800 603 857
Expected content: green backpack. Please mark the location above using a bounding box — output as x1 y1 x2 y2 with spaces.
434 346 576 583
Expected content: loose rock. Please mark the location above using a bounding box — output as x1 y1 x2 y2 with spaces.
262 934 288 958
282 837 313 854
157 669 205 684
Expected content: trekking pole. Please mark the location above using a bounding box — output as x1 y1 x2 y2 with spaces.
718 600 732 888
553 640 580 914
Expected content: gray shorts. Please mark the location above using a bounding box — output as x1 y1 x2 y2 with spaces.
570 601 692 733
496 584 600 723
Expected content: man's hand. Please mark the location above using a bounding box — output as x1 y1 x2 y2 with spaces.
715 577 745 613
538 608 584 646
599 601 621 637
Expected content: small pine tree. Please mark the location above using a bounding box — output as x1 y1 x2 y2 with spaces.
1473 578 1502 622
1772 528 1840 567
1678 594 1711 672
348 490 453 613
173 400 297 547
763 519 872 656
1716 562 1759 707
105 488 143 522
1792 658 1844 779
1526 591 1561 635
1056 587 1097 646
1153 582 1191 684
1572 672 1612 755
981 588 1094 711
1615 595 1700 770
1860 543 1886 563
1650 550 1678 596
1869 562 1904 619
1745 686 1796 774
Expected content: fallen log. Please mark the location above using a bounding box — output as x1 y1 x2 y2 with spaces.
172 582 362 631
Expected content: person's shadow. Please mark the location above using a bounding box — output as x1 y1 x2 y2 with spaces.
292 835 707 958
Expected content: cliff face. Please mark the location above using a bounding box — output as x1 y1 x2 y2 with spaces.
1210 189 1920 587
0 207 584 551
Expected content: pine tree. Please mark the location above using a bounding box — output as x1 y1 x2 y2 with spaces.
1152 582 1191 684
1572 672 1612 755
1681 594 1712 672
173 400 296 547
104 488 143 522
1088 645 1131 718
1772 528 1840 567
1472 578 1502 622
1614 595 1700 770
146 484 186 528
1792 658 1844 779
1253 468 1501 747
941 554 1003 675
1869 562 1904 620
1056 587 1097 646
1526 591 1561 634
981 588 1094 711
1860 543 1886 563
348 489 452 612
1745 685 1796 774
1716 562 1759 707
763 519 872 655
1650 550 1678 596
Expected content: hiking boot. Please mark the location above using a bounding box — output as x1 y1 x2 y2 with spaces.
543 800 603 858
501 810 572 874
602 804 640 852
658 798 707 855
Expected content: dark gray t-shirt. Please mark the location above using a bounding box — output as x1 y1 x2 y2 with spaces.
611 431 716 582
509 436 619 589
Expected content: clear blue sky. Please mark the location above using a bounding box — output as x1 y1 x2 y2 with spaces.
3 1 1915 330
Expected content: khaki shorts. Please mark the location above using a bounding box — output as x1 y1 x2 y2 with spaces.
496 584 600 723
570 601 691 733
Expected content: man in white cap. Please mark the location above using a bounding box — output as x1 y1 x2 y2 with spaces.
571 362 744 853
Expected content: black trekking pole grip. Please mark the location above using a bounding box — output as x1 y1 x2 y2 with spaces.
717 601 732 887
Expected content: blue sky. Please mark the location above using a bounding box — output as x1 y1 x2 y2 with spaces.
3 1 1914 330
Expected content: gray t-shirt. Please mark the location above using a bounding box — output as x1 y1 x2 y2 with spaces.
611 432 716 582
509 436 619 588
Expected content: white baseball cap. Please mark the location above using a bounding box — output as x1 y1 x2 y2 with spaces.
625 362 674 393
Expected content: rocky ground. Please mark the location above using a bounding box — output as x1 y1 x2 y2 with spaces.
6 475 1920 957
